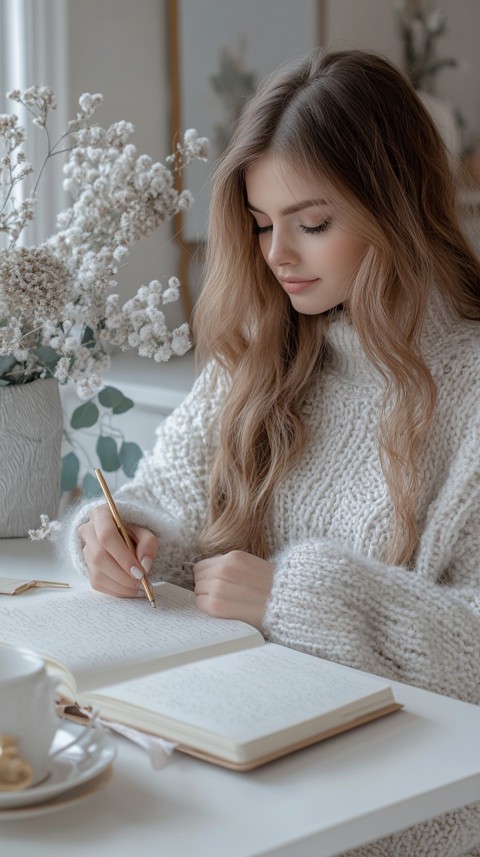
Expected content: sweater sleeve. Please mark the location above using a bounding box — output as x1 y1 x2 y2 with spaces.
60 363 225 586
264 427 480 706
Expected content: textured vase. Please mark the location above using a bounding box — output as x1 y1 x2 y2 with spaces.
0 378 63 537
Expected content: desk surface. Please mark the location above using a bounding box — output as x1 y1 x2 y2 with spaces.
1 538 480 857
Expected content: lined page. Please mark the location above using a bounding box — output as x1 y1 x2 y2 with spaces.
88 643 395 762
0 583 263 691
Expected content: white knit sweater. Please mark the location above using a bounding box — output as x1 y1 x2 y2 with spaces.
64 290 480 856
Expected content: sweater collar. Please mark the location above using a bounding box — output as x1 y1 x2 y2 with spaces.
321 287 463 387
322 313 381 387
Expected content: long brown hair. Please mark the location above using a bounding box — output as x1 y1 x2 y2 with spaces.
193 48 480 565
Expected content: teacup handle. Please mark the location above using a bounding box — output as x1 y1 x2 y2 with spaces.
49 719 95 761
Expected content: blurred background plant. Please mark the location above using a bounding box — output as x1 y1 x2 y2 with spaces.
395 0 458 93
209 38 257 157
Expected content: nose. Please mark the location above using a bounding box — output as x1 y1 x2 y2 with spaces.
266 226 298 268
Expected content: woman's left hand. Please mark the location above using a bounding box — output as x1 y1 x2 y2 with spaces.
193 550 275 631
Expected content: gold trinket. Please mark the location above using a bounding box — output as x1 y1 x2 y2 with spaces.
0 734 33 791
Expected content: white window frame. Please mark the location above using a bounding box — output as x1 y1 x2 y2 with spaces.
0 0 69 246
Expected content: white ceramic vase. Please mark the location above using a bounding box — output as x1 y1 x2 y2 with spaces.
0 378 63 537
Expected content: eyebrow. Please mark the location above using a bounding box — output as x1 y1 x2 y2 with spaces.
246 198 329 217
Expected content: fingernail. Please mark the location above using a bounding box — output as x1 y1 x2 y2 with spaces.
130 565 143 580
136 588 146 598
141 556 152 574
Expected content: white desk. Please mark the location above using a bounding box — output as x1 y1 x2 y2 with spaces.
2 538 480 857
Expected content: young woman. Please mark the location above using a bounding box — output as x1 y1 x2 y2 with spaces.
68 49 480 855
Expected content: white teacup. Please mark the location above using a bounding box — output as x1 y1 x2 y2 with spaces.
0 647 61 788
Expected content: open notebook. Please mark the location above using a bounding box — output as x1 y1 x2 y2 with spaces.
0 581 401 770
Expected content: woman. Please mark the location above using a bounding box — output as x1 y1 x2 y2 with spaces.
68 49 480 855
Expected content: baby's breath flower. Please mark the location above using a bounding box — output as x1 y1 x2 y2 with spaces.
113 245 129 262
53 357 70 382
171 323 191 355
154 342 175 362
163 276 180 304
78 92 103 117
183 129 209 161
0 246 71 325
75 374 102 400
28 514 62 541
177 190 194 210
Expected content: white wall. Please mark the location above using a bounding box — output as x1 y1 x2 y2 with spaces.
326 0 402 61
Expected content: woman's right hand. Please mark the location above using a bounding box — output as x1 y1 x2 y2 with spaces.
78 504 159 598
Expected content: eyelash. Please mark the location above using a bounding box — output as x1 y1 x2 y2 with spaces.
253 218 332 236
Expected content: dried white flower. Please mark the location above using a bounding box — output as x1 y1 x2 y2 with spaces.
0 246 71 325
113 245 129 263
162 276 180 304
0 85 207 497
171 323 191 355
78 92 103 115
28 514 62 541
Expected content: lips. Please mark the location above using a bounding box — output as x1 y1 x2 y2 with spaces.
278 277 319 295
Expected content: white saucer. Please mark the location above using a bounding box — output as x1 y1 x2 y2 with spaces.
0 720 116 817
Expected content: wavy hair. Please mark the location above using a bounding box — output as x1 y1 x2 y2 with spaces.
193 48 480 565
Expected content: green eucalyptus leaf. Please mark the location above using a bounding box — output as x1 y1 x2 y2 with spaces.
61 452 80 492
98 386 134 414
71 401 99 429
81 325 96 349
34 346 60 370
98 386 124 409
120 441 143 477
83 472 103 498
97 435 121 471
112 395 134 414
0 355 17 374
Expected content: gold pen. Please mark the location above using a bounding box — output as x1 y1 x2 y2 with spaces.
94 468 156 608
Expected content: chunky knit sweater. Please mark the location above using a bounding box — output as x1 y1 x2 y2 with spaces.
64 290 480 856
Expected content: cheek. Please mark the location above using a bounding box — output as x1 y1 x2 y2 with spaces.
339 237 368 269
257 235 271 264
319 234 367 278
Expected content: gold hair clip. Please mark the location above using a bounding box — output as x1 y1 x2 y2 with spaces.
0 579 70 596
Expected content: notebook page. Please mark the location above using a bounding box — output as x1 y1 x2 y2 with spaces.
0 583 263 691
88 643 395 761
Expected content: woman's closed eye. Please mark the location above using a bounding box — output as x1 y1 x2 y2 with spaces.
300 218 332 234
252 218 332 235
